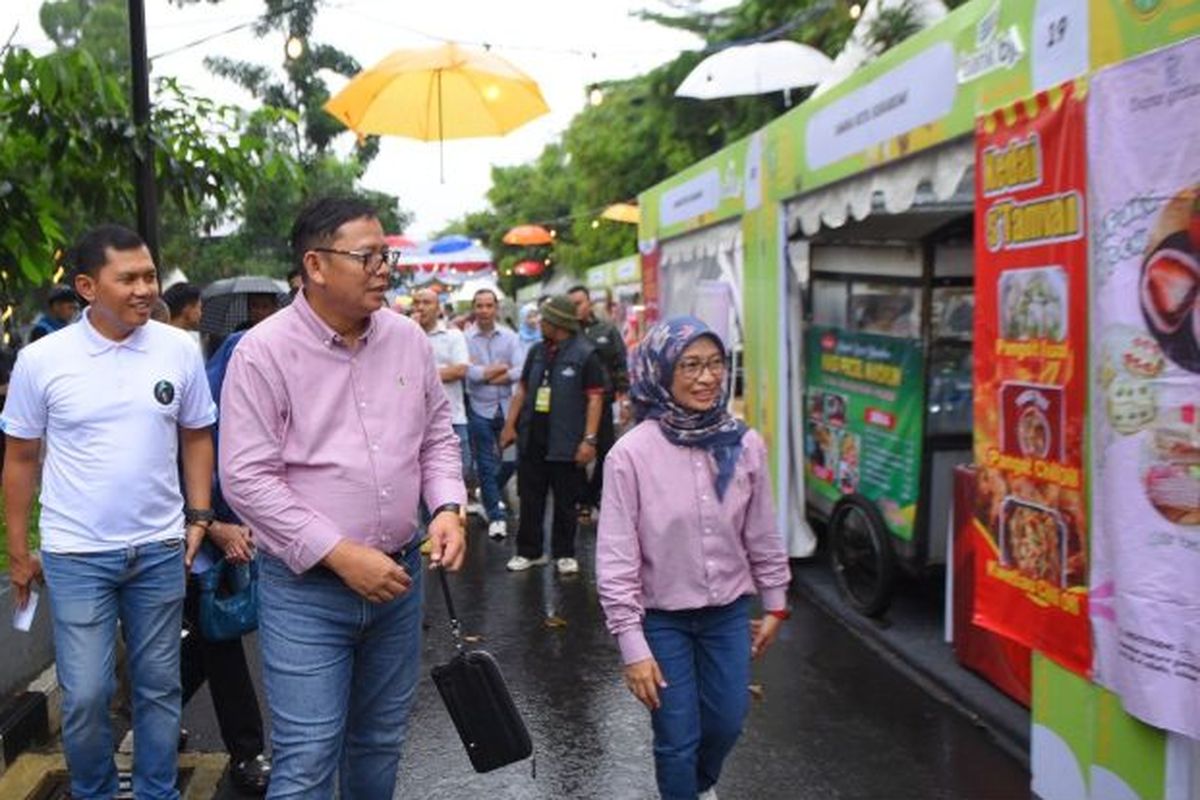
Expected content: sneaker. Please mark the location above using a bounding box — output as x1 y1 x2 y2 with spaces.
231 753 271 795
506 554 549 571
488 519 508 540
466 501 485 517
698 788 718 800
556 557 580 575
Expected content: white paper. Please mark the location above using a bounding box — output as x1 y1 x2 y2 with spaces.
12 589 38 632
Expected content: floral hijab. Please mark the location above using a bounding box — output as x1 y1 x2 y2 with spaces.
629 316 747 500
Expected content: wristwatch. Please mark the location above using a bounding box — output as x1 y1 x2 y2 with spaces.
430 503 462 519
583 433 598 445
184 507 215 526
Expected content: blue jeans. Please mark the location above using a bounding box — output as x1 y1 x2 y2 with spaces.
644 597 752 800
453 423 475 486
42 540 187 800
468 409 514 522
258 546 424 799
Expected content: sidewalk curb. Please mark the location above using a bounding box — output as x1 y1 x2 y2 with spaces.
0 665 60 778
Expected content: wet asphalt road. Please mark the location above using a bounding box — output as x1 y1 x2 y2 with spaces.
186 518 1030 799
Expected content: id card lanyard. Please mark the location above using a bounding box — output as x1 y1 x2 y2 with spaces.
534 366 552 413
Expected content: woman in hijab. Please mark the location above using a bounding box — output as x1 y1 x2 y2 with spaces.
597 317 791 800
516 301 542 366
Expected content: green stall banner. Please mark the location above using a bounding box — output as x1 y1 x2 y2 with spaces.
804 325 927 540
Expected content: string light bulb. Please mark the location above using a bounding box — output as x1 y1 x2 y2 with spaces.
285 35 305 60
588 86 604 107
591 219 601 229
849 3 862 19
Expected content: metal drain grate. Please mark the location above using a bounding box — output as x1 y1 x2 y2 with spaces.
28 768 193 800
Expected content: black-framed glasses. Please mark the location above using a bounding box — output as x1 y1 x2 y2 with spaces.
676 355 728 380
311 247 397 273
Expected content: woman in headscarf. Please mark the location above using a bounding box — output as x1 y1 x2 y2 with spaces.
597 317 791 800
516 301 542 367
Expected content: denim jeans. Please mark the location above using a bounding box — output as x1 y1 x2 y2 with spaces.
258 546 424 799
452 423 475 486
42 540 187 800
468 409 514 522
644 596 752 800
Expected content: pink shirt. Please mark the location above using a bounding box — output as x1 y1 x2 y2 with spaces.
219 291 465 574
597 421 792 664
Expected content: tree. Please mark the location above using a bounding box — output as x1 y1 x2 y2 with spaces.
0 46 293 297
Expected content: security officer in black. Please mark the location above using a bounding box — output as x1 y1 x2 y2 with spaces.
500 295 605 575
567 285 628 518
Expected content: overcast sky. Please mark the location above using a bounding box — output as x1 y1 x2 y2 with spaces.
5 0 731 238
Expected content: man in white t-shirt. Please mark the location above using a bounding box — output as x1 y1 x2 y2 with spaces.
411 288 474 487
2 224 217 800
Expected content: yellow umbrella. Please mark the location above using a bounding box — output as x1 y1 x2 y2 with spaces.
601 202 641 224
324 42 550 180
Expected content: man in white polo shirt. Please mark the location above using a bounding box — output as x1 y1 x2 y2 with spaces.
2 224 217 800
411 288 474 488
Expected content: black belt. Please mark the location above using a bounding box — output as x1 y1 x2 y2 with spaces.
305 538 423 581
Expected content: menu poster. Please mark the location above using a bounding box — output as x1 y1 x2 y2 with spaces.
972 82 1091 676
804 325 925 541
1089 38 1200 739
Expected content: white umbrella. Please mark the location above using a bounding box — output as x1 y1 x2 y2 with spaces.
675 40 834 100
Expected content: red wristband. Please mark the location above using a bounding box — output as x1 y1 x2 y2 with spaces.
766 608 791 621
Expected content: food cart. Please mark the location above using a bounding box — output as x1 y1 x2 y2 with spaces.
787 150 976 614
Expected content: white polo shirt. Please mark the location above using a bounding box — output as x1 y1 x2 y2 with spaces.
1 312 217 553
426 321 470 425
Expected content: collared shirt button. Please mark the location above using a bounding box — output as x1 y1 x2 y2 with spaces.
380 488 389 498
359 401 367 409
371 444 379 452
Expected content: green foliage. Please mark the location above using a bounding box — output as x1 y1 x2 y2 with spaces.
866 0 925 55
0 46 290 294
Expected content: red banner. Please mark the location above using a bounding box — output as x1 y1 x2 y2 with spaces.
972 82 1090 676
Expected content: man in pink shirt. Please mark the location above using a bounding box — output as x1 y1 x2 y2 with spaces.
219 196 466 798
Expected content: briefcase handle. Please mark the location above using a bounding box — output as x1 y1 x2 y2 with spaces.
436 565 464 652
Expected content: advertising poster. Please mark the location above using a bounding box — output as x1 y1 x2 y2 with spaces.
804 325 925 541
1088 38 1200 739
972 82 1090 676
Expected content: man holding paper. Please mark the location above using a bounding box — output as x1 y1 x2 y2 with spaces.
2 224 216 800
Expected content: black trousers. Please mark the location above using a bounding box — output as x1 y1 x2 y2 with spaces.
582 400 616 509
181 573 265 761
517 438 585 560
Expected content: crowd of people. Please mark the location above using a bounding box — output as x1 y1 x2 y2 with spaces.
3 194 791 800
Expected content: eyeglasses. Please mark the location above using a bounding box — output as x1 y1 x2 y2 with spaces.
676 355 728 380
311 247 397 273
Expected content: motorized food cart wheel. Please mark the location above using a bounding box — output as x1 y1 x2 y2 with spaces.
828 494 896 617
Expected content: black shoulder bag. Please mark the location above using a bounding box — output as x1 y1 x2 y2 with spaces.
430 566 534 774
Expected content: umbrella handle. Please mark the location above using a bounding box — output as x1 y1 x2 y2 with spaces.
437 69 444 184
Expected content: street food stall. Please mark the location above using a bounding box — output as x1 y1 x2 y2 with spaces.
637 0 1199 791
786 144 975 614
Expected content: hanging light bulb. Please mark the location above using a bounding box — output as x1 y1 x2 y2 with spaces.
588 86 604 107
849 3 862 19
285 35 305 60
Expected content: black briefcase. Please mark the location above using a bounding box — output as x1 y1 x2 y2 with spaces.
430 566 533 774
